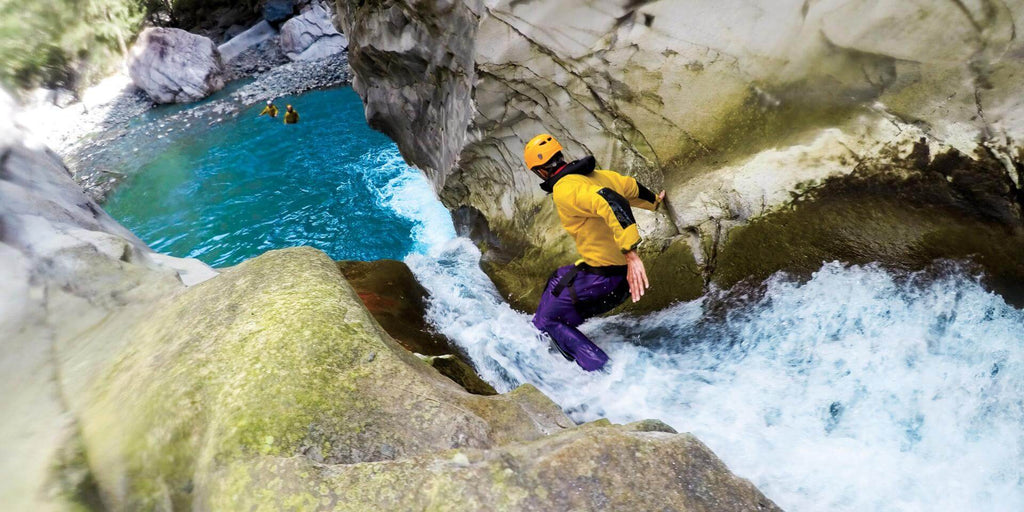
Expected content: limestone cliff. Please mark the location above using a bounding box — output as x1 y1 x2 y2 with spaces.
336 0 1024 310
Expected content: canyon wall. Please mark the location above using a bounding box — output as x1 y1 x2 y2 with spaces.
337 0 1024 310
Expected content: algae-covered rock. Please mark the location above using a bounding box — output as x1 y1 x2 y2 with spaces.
418 354 498 396
69 247 776 510
76 247 570 508
215 424 780 512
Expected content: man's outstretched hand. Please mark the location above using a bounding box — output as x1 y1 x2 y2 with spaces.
624 250 649 303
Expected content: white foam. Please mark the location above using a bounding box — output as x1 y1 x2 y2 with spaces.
389 155 1024 511
369 148 456 255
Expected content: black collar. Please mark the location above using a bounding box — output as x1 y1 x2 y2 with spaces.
540 156 596 193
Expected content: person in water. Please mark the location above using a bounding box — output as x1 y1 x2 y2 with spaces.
283 105 299 124
525 133 665 371
258 100 278 118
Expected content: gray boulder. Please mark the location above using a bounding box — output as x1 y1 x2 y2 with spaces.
128 28 225 104
280 2 347 61
262 0 295 24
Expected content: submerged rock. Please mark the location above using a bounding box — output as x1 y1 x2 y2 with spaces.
280 2 348 61
336 259 452 355
128 28 226 104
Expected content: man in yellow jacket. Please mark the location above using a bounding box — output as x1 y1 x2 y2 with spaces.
258 100 278 118
525 133 665 371
283 105 299 124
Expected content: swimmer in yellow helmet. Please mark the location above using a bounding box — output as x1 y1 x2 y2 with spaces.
258 99 278 118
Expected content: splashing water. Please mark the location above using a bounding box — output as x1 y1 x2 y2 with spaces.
386 173 1024 511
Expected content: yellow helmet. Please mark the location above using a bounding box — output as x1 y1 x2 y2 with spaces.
523 133 564 169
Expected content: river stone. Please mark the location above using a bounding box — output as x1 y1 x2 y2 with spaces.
128 28 226 104
335 0 1024 309
280 2 347 61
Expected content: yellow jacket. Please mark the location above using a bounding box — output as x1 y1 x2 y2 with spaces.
259 104 278 117
547 157 659 267
284 110 299 124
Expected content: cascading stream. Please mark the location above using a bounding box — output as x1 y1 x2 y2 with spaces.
385 156 1024 512
103 87 1024 512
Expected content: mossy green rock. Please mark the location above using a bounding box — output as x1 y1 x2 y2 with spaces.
74 247 777 510
211 425 779 512
78 247 568 508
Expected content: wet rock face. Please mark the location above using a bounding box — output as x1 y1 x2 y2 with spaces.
334 0 479 188
336 259 451 355
128 28 226 104
280 2 349 60
714 147 1024 305
337 0 1024 308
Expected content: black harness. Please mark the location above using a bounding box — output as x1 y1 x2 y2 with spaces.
551 262 627 304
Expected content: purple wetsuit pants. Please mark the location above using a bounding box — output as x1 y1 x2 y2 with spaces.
532 264 630 371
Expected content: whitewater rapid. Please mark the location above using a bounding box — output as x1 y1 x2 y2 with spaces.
374 149 1024 511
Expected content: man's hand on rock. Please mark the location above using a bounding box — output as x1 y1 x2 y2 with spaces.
625 250 649 303
655 190 667 210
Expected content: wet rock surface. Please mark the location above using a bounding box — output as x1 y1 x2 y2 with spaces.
714 147 1024 306
336 259 452 356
